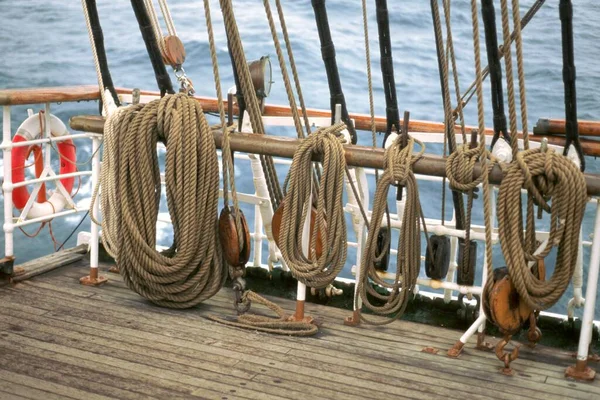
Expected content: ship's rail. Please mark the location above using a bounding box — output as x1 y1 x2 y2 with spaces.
1 86 599 378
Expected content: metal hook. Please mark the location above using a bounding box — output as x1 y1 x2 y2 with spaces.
495 335 520 375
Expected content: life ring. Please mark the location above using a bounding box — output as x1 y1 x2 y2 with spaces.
11 114 76 219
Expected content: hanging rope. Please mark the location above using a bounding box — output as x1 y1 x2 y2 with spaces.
446 0 497 294
356 136 425 324
456 0 546 115
498 148 587 310
203 0 244 256
220 0 283 210
278 123 348 289
96 94 226 308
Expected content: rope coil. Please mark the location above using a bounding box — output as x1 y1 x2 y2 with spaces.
278 123 348 289
356 136 425 324
97 94 226 308
498 148 587 310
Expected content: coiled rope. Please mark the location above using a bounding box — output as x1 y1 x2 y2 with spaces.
356 136 425 324
97 94 226 308
498 148 587 311
279 123 348 289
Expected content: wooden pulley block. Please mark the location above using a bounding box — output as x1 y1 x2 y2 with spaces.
218 206 251 267
425 234 450 280
374 227 391 272
271 200 324 259
162 35 186 68
488 267 532 335
457 240 477 286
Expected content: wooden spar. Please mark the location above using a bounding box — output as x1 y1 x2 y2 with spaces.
121 89 600 156
69 114 600 196
534 118 600 137
1 86 598 156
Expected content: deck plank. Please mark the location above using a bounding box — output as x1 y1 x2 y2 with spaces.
7 276 593 396
2 286 588 399
1 261 599 400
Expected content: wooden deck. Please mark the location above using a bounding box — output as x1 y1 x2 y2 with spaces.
0 260 599 400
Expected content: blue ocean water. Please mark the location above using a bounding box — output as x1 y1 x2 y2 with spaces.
0 0 599 317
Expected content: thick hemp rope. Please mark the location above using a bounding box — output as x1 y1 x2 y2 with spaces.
279 123 348 289
208 291 318 336
356 136 425 324
498 148 587 310
98 94 226 308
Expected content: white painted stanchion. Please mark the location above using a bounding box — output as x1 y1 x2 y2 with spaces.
1 106 15 274
80 133 107 286
566 202 600 381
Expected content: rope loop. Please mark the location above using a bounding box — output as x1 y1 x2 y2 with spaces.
498 147 587 310
279 122 348 289
99 94 226 309
356 135 425 324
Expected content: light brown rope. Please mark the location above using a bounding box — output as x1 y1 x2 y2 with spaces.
498 148 587 310
208 291 318 336
99 94 226 308
279 123 348 288
499 0 519 158
356 136 425 324
203 0 243 252
220 0 283 210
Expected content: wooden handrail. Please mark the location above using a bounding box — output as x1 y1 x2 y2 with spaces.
2 85 598 156
0 85 102 106
534 118 600 137
69 114 600 197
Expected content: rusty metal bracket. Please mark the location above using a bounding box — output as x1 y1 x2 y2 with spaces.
447 340 465 358
0 256 15 276
565 360 596 381
495 335 520 376
475 332 494 352
344 309 361 326
527 313 543 348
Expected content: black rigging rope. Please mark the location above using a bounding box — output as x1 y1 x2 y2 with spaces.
85 0 121 113
311 0 357 144
130 0 175 96
481 0 509 147
560 0 585 171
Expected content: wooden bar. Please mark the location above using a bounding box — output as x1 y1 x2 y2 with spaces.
0 86 102 106
120 88 599 155
69 114 600 196
534 118 600 137
1 86 598 156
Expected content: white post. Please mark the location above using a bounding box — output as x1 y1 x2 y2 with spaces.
90 136 101 271
253 204 263 268
566 201 600 380
2 106 14 271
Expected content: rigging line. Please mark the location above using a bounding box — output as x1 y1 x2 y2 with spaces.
81 0 121 113
455 0 546 116
130 0 175 96
311 0 357 144
482 0 510 148
203 0 243 250
220 0 283 209
499 0 519 157
560 0 585 171
430 0 465 232
511 0 530 150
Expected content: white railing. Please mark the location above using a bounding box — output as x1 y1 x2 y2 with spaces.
1 92 599 375
1 102 101 273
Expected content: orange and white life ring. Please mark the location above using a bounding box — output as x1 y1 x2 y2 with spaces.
11 114 76 218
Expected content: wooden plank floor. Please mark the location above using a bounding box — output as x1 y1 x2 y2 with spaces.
0 260 599 400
